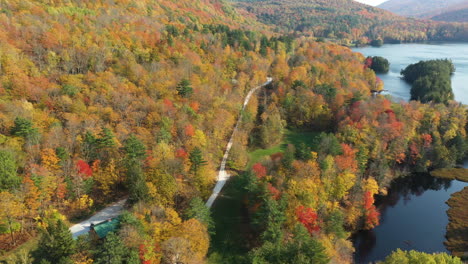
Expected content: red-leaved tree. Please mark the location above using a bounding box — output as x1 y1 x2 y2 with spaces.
363 191 380 229
296 205 320 234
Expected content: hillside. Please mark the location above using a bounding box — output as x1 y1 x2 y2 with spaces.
431 7 468 22
378 0 468 18
0 0 381 262
232 0 468 45
1 0 467 263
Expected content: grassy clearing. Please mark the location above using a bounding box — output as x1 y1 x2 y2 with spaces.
248 129 320 166
445 187 468 258
207 176 251 264
0 236 38 262
208 129 320 263
431 168 468 182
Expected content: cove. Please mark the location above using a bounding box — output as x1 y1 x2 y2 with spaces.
353 173 467 263
353 43 468 104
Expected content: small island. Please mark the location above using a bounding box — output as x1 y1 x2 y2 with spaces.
366 56 390 73
401 59 455 104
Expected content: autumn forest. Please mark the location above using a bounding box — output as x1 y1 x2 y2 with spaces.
0 0 466 263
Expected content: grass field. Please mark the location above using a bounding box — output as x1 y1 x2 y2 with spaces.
248 129 320 166
207 176 251 264
208 128 320 263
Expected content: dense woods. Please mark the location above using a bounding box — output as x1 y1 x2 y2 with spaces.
232 0 468 45
401 59 455 104
0 0 466 263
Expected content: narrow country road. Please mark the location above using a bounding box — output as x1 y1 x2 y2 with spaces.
69 198 127 238
206 77 273 208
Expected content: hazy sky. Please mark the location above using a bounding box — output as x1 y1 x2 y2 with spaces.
354 0 389 6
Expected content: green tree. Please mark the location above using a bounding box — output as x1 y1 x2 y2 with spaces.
124 135 148 204
381 249 462 264
185 197 214 234
369 56 389 73
189 147 207 175
251 224 329 264
260 104 285 148
94 232 128 264
0 150 20 190
410 75 453 104
123 134 146 160
34 219 76 264
97 128 116 149
82 131 98 162
11 117 39 144
176 79 193 98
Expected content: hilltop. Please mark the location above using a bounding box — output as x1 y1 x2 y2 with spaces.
378 0 468 18
378 0 468 22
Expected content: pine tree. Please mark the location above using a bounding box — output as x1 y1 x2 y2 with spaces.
11 117 40 144
0 150 20 190
185 197 214 234
94 232 127 264
123 135 146 160
176 79 193 98
124 135 148 204
189 147 207 175
34 219 76 264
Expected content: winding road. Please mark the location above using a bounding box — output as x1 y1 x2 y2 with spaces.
69 77 272 237
205 77 272 208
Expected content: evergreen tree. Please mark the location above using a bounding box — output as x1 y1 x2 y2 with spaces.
11 117 39 144
368 56 389 73
123 135 146 160
185 197 214 234
0 149 20 190
189 147 207 175
295 142 312 161
97 128 116 149
124 135 148 204
34 219 76 264
82 131 98 162
94 232 126 264
176 79 193 98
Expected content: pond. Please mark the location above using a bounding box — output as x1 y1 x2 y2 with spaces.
353 43 468 104
353 172 468 263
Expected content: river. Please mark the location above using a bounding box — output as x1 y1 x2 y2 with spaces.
352 43 468 263
354 43 468 104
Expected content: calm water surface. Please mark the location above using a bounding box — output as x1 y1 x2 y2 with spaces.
353 174 467 263
354 43 468 103
352 44 468 263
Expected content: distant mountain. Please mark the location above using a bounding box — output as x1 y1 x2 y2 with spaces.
378 0 468 20
431 7 468 22
232 0 468 44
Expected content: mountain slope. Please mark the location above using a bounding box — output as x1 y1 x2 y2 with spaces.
430 7 468 22
378 0 468 18
232 0 468 44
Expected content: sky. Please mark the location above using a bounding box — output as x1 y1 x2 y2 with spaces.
353 0 389 6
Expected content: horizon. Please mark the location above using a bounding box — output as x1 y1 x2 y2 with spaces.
354 0 389 6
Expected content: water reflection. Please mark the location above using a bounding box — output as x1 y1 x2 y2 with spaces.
353 173 466 263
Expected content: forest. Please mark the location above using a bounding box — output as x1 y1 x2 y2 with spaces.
0 0 466 263
401 59 456 104
232 0 468 46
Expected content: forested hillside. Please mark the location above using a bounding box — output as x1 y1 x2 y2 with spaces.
431 8 468 22
232 0 468 45
0 0 466 263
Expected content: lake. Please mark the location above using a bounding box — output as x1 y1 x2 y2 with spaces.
352 43 468 263
353 173 467 263
354 43 468 104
